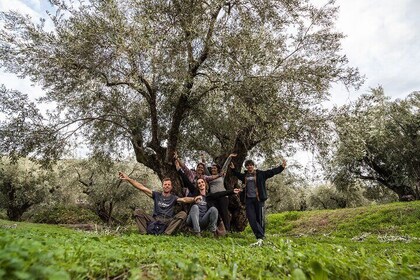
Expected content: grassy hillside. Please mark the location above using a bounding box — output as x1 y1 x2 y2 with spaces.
1 201 419 279
267 200 420 238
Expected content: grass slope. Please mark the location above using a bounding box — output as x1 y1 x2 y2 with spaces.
267 200 420 238
1 201 419 280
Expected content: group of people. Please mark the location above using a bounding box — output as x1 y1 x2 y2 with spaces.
118 153 286 247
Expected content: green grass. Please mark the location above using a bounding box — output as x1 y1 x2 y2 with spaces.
1 201 420 279
267 200 420 238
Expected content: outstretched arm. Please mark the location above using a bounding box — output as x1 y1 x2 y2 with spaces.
262 159 287 179
221 153 237 175
174 151 195 183
177 196 199 204
203 173 222 182
118 171 153 197
206 188 241 200
200 152 211 176
229 162 245 182
177 168 199 196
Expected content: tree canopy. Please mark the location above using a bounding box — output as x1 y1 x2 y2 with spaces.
327 88 420 200
0 0 362 182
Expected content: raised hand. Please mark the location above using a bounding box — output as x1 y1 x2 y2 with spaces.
281 159 287 168
175 159 181 170
200 152 206 163
118 171 129 180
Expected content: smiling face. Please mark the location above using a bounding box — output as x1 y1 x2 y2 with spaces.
162 179 173 194
196 178 207 192
211 165 219 175
245 163 255 173
196 163 206 175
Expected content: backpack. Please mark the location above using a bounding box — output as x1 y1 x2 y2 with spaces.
146 220 167 235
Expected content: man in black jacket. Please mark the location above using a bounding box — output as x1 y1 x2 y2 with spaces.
230 158 287 246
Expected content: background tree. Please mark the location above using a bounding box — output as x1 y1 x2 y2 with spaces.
0 157 53 221
363 184 398 204
305 183 368 210
70 155 160 225
326 88 420 200
265 166 308 213
0 0 362 181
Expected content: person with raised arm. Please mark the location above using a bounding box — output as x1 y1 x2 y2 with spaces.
230 158 287 246
207 153 237 232
118 171 197 235
174 151 214 185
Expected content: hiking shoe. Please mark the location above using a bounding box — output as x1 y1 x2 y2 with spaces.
250 239 263 247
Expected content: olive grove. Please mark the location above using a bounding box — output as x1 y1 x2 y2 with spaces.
327 88 420 200
0 0 364 229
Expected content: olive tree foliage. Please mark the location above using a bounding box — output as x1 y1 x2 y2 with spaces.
363 184 398 204
67 156 160 225
326 88 420 200
265 170 308 213
0 0 362 190
305 183 369 210
0 157 54 221
0 86 62 165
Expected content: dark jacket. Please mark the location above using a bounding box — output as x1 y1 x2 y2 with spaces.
230 165 284 202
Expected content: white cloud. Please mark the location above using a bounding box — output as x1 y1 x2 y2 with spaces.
333 0 420 101
0 1 53 102
0 71 44 99
0 0 40 18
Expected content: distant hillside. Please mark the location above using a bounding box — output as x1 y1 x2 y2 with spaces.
266 200 420 238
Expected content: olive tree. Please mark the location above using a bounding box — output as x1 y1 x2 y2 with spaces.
265 168 309 213
327 88 420 200
68 155 160 225
305 183 368 210
0 0 361 180
0 157 53 221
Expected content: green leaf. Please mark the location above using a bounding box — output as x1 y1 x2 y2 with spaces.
310 261 328 280
402 255 408 265
291 268 307 280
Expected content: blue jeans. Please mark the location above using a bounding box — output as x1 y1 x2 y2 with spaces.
246 198 265 239
187 205 218 233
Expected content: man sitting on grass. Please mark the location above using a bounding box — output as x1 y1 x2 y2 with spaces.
118 171 196 235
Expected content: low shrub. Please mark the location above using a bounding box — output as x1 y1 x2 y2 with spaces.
0 210 7 220
27 205 101 224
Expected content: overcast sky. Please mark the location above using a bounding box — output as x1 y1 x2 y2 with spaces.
1 0 419 172
329 0 420 105
1 0 419 101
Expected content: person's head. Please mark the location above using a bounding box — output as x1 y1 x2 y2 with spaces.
210 163 221 175
196 178 208 192
196 163 206 175
244 159 255 173
162 178 173 194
